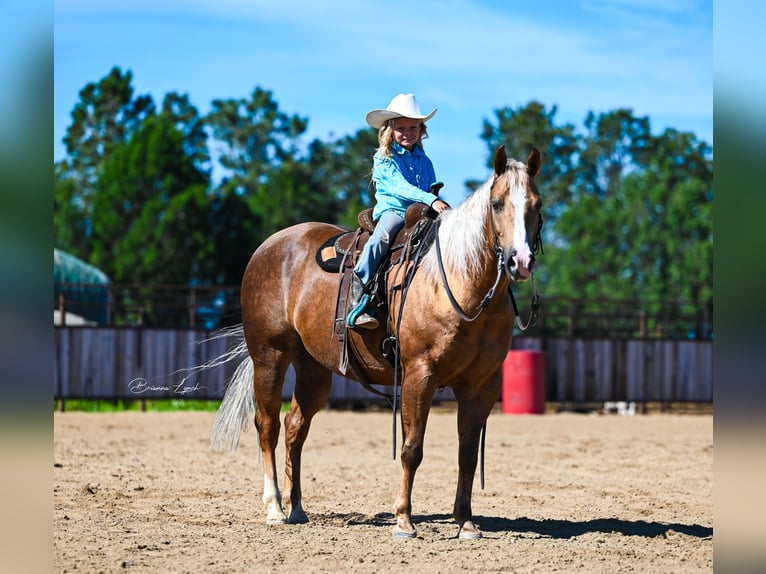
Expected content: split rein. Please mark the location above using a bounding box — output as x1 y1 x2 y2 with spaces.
432 209 542 331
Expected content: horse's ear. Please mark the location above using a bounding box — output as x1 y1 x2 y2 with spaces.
527 147 541 177
493 145 508 176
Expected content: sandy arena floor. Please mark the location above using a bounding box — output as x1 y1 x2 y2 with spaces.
53 408 712 573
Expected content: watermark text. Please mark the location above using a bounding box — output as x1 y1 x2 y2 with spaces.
128 378 207 396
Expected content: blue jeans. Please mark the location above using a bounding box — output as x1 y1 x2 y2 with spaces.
353 210 404 285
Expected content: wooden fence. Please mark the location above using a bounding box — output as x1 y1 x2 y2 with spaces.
512 337 712 402
54 327 712 404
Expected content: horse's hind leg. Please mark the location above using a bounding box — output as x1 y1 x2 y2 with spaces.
252 350 292 525
282 352 332 524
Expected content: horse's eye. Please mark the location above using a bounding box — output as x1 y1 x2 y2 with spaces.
491 199 504 213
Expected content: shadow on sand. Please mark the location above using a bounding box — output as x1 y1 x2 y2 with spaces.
324 511 712 540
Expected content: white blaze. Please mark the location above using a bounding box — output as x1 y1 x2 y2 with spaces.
510 178 533 277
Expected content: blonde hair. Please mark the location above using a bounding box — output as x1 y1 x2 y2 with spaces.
376 120 429 158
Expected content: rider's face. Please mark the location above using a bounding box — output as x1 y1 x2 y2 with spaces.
392 118 422 151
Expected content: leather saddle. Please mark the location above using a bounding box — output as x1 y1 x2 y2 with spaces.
316 202 436 273
317 202 438 393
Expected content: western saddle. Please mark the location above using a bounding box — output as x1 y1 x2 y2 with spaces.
315 202 439 388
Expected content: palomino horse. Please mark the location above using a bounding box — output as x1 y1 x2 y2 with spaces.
210 145 543 539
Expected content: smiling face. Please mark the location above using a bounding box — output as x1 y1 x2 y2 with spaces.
391 117 423 151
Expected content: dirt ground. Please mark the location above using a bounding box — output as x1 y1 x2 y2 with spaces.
53 408 712 573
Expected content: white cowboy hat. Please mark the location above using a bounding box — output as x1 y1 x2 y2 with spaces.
365 93 437 129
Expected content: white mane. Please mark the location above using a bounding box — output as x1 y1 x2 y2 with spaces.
420 177 491 282
420 159 528 282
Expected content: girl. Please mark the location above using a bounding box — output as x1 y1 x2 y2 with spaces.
348 93 450 329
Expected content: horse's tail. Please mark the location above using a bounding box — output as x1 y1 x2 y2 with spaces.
199 325 255 456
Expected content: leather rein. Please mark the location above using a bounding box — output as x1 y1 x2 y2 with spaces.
430 196 542 488
432 198 542 330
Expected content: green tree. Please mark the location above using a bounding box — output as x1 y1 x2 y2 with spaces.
538 112 712 308
576 109 653 199
161 92 210 173
62 67 155 184
206 87 308 196
203 88 378 285
91 112 212 286
53 161 86 254
623 128 713 304
479 101 578 214
207 186 260 286
204 87 313 268
540 108 656 300
302 128 379 229
55 67 154 259
479 103 712 329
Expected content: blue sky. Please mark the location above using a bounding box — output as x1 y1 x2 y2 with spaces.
54 0 712 207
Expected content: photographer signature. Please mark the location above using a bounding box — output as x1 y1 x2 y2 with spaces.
128 377 207 396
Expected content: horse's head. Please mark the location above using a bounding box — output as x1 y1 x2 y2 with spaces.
490 145 543 282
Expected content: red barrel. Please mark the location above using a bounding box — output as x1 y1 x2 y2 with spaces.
501 350 546 414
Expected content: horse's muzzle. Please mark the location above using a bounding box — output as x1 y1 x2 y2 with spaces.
506 248 535 281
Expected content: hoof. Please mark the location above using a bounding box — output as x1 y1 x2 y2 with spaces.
265 509 288 525
287 508 309 524
265 516 287 525
458 521 483 540
392 525 418 539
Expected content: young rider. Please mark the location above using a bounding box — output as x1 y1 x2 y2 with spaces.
347 93 450 329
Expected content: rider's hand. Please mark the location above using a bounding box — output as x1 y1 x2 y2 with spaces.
431 199 451 213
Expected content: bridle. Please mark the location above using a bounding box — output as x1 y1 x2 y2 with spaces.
433 174 542 330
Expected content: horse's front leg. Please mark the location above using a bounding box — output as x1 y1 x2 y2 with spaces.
453 372 503 539
392 372 436 539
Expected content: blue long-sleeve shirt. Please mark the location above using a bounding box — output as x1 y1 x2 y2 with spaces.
371 143 438 221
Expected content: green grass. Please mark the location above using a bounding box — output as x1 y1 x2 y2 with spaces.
55 399 222 412
54 399 293 412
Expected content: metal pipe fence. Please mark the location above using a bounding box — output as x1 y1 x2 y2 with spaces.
54 282 713 340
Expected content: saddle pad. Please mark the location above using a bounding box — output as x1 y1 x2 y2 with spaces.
315 233 346 273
